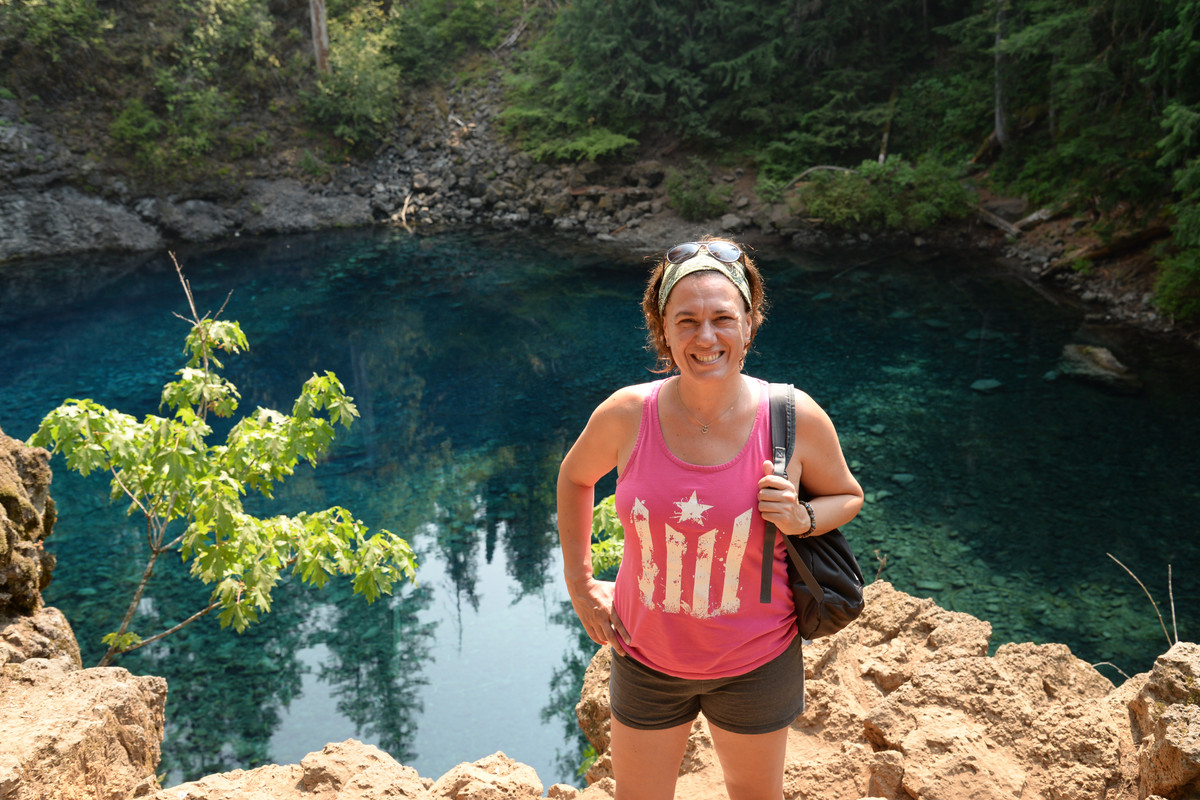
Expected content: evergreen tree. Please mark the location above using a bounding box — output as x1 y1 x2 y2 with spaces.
1145 0 1200 318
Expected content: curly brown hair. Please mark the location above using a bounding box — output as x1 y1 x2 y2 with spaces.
641 237 767 373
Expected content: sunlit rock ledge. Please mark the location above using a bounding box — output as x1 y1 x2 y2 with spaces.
3 430 1200 800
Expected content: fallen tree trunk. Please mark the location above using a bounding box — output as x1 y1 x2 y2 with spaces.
976 206 1022 237
970 130 999 165
790 165 855 185
1014 200 1074 231
1039 226 1170 278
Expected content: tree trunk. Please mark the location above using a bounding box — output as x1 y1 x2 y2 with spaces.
879 85 899 163
976 206 1022 237
98 548 162 666
1048 55 1057 140
1039 226 1171 278
994 0 1010 150
310 0 331 75
789 165 855 185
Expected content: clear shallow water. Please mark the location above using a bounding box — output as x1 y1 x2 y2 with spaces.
1 228 1197 787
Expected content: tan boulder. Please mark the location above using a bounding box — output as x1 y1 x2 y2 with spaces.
429 751 542 798
1 605 82 667
863 641 1136 800
0 655 167 800
7 578 1198 800
0 428 56 617
3 433 157 799
0 428 78 670
147 740 431 800
576 581 1146 800
1127 641 1200 798
574 644 612 784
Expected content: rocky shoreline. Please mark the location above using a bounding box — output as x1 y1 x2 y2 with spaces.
4 423 1200 799
2 75 1194 350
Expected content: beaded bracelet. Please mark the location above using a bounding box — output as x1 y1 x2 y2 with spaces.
799 499 816 537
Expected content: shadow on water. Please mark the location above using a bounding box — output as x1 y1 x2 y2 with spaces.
1 228 1197 786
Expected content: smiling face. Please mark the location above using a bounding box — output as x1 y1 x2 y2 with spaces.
661 271 753 381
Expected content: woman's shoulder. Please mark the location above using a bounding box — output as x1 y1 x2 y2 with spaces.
792 386 837 431
746 378 822 414
595 380 660 417
573 381 660 456
748 378 833 427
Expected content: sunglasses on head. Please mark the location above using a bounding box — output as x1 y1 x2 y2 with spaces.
665 241 742 264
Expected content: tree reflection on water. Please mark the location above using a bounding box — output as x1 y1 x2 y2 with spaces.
3 228 1196 787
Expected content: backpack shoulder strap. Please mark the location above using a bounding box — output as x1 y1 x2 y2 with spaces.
769 382 795 473
760 383 795 603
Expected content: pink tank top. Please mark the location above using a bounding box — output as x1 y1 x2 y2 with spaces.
613 378 797 679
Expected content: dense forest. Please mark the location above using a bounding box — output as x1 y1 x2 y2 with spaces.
1 0 1198 320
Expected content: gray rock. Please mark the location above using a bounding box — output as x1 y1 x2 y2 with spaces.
136 197 238 242
720 213 745 233
239 179 373 235
0 188 163 260
1058 344 1144 395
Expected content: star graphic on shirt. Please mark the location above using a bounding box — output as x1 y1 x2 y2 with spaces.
674 491 713 524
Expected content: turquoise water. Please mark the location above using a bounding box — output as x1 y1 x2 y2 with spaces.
1 228 1197 787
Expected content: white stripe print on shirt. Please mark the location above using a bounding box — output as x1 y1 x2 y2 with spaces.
630 496 753 618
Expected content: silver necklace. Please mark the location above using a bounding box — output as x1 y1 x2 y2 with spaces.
675 379 742 435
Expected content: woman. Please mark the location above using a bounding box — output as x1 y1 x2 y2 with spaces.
557 238 863 800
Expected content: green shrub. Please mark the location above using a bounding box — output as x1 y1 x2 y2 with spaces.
131 0 276 165
437 0 514 52
302 6 400 147
797 155 973 233
299 149 330 179
109 99 164 153
528 126 638 163
388 0 526 82
589 495 623 579
167 0 276 85
30 264 416 666
664 157 731 221
0 0 114 62
171 84 237 157
499 14 641 163
754 175 788 205
1155 198 1200 322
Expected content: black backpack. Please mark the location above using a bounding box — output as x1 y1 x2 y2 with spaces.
758 383 866 640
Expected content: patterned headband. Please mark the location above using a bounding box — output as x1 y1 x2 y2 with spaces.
658 253 752 316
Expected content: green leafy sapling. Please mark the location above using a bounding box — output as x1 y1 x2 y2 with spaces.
589 495 624 578
30 255 416 666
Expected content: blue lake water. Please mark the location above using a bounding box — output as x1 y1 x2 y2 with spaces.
1 227 1197 788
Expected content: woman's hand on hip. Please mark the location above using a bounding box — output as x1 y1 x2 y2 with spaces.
567 577 630 657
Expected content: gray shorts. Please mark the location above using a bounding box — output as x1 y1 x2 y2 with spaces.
608 634 804 735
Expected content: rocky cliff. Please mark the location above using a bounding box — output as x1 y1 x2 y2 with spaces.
1 78 782 263
576 585 1200 800
1 428 166 800
3 428 1199 800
